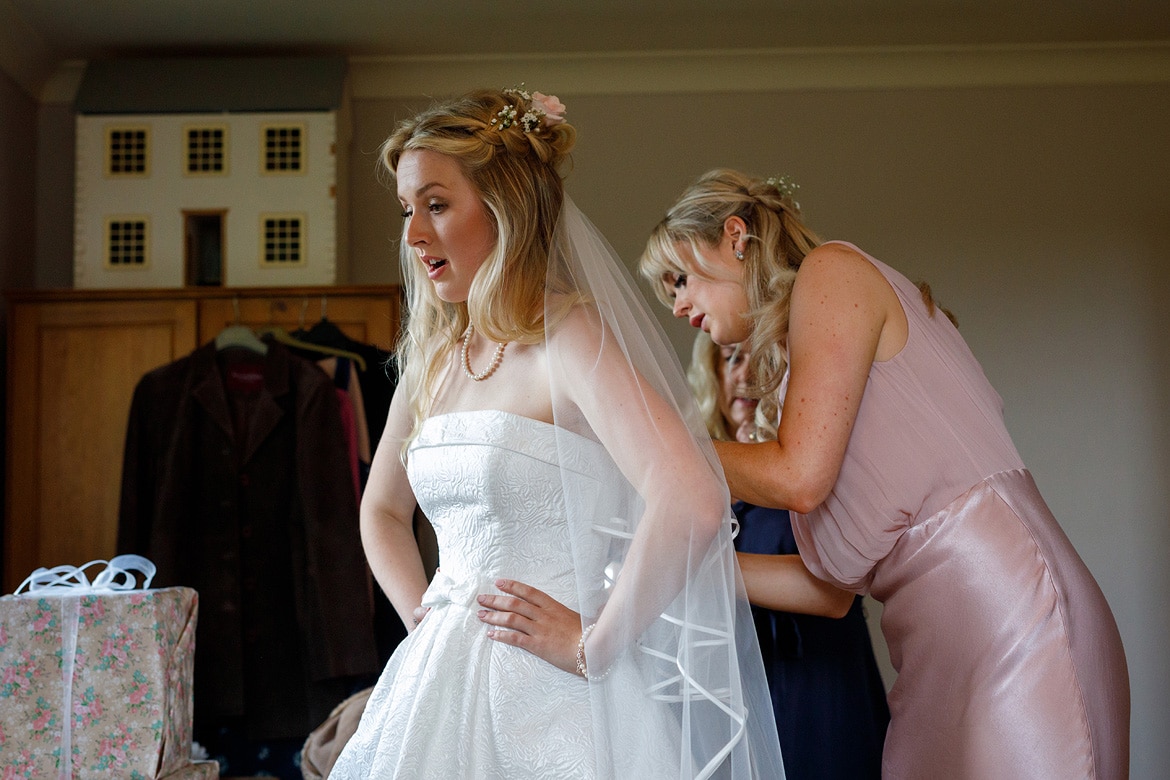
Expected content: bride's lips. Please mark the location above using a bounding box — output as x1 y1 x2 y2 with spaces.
421 254 447 279
689 314 705 330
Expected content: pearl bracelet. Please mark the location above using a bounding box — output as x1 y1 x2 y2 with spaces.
575 623 610 681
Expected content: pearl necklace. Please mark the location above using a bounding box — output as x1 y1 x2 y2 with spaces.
461 324 507 381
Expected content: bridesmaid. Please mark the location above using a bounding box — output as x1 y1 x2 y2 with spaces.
641 168 1129 779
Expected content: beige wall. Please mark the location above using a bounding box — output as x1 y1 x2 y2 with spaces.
346 73 1170 777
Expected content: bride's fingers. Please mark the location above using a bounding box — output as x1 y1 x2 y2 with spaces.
494 578 550 606
482 618 579 676
477 603 534 635
477 593 537 621
478 579 584 673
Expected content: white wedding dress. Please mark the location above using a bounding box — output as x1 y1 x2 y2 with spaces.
330 409 682 779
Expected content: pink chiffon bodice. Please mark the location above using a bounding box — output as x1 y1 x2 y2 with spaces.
789 242 1023 591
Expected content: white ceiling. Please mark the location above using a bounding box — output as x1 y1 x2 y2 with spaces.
11 0 1170 60
4 0 1170 100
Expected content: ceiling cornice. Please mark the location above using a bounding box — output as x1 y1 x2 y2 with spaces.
14 40 1170 106
349 42 1170 100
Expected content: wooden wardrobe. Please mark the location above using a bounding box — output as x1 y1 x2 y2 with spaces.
3 285 400 593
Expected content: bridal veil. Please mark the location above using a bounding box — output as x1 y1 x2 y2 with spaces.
542 196 784 778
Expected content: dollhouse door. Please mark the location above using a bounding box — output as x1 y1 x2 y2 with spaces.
184 210 225 286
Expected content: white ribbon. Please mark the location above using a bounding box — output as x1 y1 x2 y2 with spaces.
640 612 745 780
420 569 494 611
10 555 157 779
13 554 156 596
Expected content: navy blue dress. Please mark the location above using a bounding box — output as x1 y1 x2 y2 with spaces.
734 501 890 779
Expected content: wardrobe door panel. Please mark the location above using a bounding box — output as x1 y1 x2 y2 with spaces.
4 299 198 592
198 293 398 350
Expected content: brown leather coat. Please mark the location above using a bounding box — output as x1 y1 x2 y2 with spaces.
118 339 378 740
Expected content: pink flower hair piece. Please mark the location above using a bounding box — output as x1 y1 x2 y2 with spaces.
531 92 566 126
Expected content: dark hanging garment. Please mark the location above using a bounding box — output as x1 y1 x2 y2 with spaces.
290 318 398 457
290 321 407 664
118 339 379 743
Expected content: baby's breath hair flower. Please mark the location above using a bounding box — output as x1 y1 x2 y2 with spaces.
503 85 532 101
490 104 519 131
765 175 801 209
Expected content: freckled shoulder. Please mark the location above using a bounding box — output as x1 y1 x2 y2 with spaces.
794 243 893 300
798 242 871 274
794 242 906 360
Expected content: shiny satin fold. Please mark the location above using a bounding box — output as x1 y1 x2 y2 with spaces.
868 469 1129 778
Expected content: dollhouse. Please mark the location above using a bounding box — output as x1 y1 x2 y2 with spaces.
71 56 348 288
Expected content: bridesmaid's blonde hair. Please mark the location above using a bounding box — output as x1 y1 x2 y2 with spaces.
644 169 957 430
380 89 577 433
640 168 820 428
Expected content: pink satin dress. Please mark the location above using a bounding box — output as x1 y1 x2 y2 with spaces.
789 243 1130 779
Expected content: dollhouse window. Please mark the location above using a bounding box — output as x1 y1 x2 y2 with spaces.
104 217 150 268
260 214 305 266
261 124 305 173
185 125 228 174
106 127 149 176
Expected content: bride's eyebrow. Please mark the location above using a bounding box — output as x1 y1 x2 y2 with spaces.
400 181 447 201
413 182 447 197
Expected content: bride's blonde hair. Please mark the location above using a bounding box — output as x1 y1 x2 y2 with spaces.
640 168 820 428
380 89 577 432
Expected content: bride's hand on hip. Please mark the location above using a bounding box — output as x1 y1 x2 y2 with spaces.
478 579 582 676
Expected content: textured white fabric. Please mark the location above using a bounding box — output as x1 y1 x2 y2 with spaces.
331 410 680 779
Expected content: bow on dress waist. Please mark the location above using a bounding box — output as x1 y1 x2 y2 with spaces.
420 570 499 611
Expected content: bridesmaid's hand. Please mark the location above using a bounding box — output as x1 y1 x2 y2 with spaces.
478 579 582 676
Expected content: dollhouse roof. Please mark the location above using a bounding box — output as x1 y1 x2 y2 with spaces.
74 56 346 114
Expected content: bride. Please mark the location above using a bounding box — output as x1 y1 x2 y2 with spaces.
328 87 789 779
